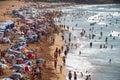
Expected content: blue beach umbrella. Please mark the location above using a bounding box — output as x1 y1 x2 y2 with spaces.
13 64 23 69
24 61 32 66
36 58 45 63
7 49 14 54
12 72 22 77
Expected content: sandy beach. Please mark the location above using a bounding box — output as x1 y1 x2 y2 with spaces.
0 0 67 80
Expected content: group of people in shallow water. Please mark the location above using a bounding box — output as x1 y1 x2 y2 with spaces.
68 70 91 80
59 21 118 80
56 10 120 80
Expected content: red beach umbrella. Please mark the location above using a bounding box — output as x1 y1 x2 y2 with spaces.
27 53 35 59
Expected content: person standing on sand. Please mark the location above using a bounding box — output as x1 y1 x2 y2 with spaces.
68 71 72 80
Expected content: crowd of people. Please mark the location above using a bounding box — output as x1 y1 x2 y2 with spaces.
0 2 69 80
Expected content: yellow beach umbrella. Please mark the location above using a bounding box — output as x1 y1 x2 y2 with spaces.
22 49 29 54
18 37 23 40
41 16 45 19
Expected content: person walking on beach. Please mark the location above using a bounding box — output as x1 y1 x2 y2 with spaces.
74 71 77 80
64 50 67 57
61 45 64 52
62 56 66 65
68 71 72 80
60 63 63 73
58 48 61 56
54 59 57 69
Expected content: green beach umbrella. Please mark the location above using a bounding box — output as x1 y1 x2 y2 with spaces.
18 54 26 59
0 62 2 66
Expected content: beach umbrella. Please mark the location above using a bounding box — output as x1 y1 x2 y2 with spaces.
17 46 26 51
2 78 13 80
18 54 26 59
12 72 22 77
24 65 31 71
16 58 24 64
7 54 15 59
1 64 8 69
16 58 23 61
27 53 35 59
36 29 41 32
7 49 14 54
13 64 23 69
0 62 2 66
36 58 45 63
22 49 29 54
14 51 22 54
24 60 32 66
21 48 27 51
18 36 26 42
18 37 23 40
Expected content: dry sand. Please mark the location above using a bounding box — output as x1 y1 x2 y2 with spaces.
0 0 66 80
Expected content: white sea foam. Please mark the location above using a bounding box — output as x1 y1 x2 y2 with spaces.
108 31 120 37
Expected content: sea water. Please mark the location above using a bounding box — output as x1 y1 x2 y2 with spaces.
54 4 120 80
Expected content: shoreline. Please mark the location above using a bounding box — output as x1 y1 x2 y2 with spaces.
49 33 66 80
0 1 67 80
